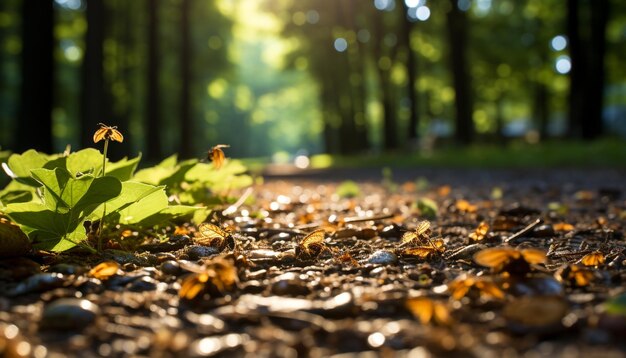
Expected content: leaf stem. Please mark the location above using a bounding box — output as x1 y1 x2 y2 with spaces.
97 138 109 252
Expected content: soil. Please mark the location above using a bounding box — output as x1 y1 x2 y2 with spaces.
1 167 625 357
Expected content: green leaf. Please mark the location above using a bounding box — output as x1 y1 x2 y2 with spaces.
5 150 51 187
5 173 121 252
66 148 103 177
0 190 33 205
336 180 361 198
4 202 84 251
106 154 142 181
100 181 167 224
157 154 178 168
604 292 626 317
133 155 197 188
416 198 438 219
31 168 74 212
135 205 199 227
7 150 49 178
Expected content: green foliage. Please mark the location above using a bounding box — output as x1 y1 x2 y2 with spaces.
416 198 438 219
0 148 252 252
5 168 121 251
336 180 361 199
604 292 626 317
133 154 253 206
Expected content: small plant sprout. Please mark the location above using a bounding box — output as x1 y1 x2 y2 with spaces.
93 123 124 250
207 144 230 170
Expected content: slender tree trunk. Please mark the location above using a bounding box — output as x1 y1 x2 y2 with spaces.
371 11 398 151
81 0 106 149
566 0 584 139
107 1 131 159
146 0 162 160
180 0 193 158
583 0 608 139
445 0 474 145
17 0 54 153
533 82 549 140
400 2 419 143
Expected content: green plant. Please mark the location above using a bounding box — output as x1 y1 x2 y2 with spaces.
93 123 125 250
336 180 361 198
0 148 197 252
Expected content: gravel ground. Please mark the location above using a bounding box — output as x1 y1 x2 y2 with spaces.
1 167 625 357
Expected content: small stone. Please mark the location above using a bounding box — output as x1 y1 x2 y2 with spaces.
185 245 220 260
48 263 86 275
0 218 31 257
160 260 182 276
363 250 398 265
7 273 66 296
270 272 311 296
127 276 158 292
41 298 99 330
533 224 555 237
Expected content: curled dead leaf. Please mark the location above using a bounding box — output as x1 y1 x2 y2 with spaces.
89 261 120 280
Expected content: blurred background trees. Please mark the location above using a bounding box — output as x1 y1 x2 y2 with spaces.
0 0 624 160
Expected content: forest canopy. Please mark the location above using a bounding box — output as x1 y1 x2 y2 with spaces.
0 0 624 160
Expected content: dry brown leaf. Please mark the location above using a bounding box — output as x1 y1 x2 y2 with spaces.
405 297 452 325
89 261 120 280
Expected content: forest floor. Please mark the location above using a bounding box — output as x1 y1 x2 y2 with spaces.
1 167 626 357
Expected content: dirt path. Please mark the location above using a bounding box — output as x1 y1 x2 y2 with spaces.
1 168 625 357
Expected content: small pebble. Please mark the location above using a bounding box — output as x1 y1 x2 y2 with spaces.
41 298 99 330
185 245 221 260
160 260 182 276
363 250 398 265
270 272 311 296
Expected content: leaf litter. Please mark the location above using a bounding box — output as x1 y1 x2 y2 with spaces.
0 173 625 357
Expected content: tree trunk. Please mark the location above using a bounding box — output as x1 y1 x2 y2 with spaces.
17 0 54 153
180 0 193 158
371 10 398 151
445 0 474 145
566 0 584 139
533 82 549 140
583 0 608 139
400 2 419 143
81 0 106 149
146 0 162 161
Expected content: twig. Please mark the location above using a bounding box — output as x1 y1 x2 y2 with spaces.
504 218 543 243
222 187 254 216
343 213 395 223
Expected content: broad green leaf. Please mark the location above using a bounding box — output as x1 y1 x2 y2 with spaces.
74 176 122 215
5 174 121 252
106 154 141 181
31 168 75 212
135 205 199 227
0 190 33 205
132 166 175 185
5 150 51 187
5 202 84 251
6 150 49 178
157 154 178 168
133 156 197 188
160 159 197 188
67 148 103 177
99 181 167 224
